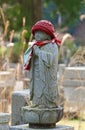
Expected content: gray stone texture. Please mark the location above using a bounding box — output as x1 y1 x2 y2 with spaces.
29 42 59 108
0 124 10 130
11 90 30 126
64 67 85 80
0 113 10 123
60 66 85 112
22 106 63 124
0 112 10 130
10 125 74 130
63 79 85 87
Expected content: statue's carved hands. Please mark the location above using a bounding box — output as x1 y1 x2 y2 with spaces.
33 45 39 56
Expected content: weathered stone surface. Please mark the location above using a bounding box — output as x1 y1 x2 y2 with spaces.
61 67 85 112
0 113 10 123
11 90 30 126
27 35 59 108
10 125 74 130
0 124 9 130
62 67 85 87
64 67 85 80
63 79 85 87
0 113 10 130
22 106 63 124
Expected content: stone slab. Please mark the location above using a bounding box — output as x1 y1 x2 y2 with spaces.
11 89 30 126
64 67 85 79
62 79 85 87
0 113 10 123
0 124 9 130
10 124 74 130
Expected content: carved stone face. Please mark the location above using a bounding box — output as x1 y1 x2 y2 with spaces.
34 31 51 41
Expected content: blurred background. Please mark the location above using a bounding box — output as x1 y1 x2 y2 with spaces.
0 0 85 66
0 0 85 130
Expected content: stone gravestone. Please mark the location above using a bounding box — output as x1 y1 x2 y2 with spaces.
10 20 74 130
62 67 85 113
11 90 30 126
0 112 10 130
68 86 85 116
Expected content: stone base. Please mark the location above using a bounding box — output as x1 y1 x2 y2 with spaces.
10 124 74 130
0 124 9 130
22 106 63 126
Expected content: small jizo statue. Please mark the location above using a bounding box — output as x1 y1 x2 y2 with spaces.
24 20 61 109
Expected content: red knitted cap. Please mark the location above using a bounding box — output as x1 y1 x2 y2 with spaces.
31 20 55 39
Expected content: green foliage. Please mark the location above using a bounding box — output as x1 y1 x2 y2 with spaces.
5 4 22 31
0 0 83 64
0 0 32 32
9 41 28 63
59 40 77 64
20 27 31 42
65 40 77 56
0 0 84 33
8 42 21 63
45 0 83 26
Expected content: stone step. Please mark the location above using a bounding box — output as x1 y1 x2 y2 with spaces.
10 124 74 130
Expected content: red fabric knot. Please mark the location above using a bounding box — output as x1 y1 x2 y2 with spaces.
24 39 61 71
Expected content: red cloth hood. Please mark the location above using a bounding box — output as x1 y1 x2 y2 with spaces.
31 20 61 46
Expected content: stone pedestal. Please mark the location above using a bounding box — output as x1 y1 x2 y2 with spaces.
10 124 74 130
22 106 63 128
0 112 10 130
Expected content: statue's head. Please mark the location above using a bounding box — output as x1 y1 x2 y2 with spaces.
34 31 51 41
31 20 55 41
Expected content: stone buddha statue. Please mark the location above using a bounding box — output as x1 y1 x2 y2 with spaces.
23 20 63 128
30 30 58 108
